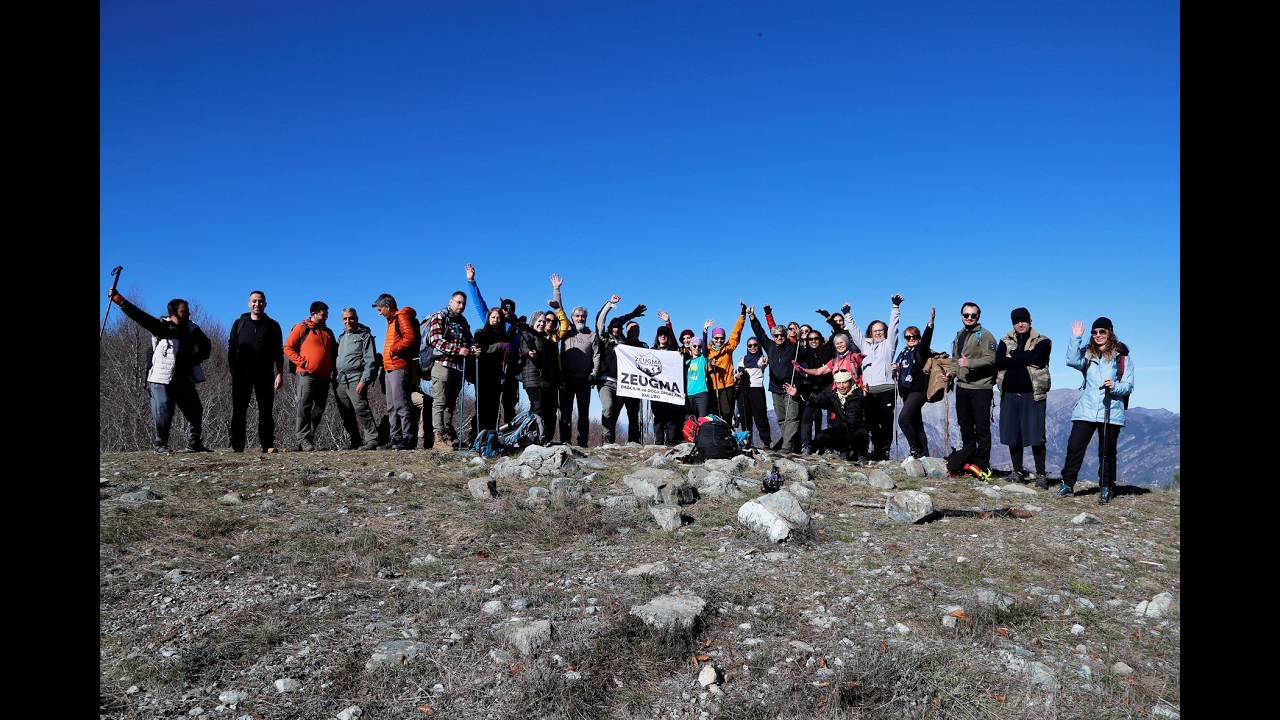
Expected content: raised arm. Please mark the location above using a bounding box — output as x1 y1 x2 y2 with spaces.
595 294 620 335
465 263 490 323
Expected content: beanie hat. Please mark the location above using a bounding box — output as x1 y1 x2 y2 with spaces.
1092 316 1114 332
679 328 694 339
1010 307 1031 324
500 298 516 313
712 327 726 339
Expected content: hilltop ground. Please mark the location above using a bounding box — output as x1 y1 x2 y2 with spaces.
99 443 1180 720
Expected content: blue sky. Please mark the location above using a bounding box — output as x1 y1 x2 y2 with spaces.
101 1 1180 412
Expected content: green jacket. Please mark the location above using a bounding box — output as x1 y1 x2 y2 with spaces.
950 324 998 389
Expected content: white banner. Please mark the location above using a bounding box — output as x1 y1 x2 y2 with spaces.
615 345 686 405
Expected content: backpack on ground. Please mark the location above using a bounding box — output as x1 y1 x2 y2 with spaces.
923 352 951 403
684 414 744 463
284 324 313 374
472 410 547 458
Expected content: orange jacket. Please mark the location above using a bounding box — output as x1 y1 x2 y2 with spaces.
382 307 419 371
283 319 337 378
706 314 745 391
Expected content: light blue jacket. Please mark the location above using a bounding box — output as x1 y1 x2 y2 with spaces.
1065 334 1134 426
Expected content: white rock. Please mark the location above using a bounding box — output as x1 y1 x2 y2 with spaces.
273 678 300 693
336 705 362 720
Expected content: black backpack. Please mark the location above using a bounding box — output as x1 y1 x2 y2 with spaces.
284 324 312 374
690 415 741 463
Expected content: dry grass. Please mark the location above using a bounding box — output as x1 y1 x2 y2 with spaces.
100 446 1179 720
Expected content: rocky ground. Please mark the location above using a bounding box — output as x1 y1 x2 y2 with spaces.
99 443 1180 720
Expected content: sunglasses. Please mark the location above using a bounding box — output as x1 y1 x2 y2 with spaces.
1091 329 1110 336
962 313 980 319
713 337 725 341
808 336 822 341
746 343 758 348
905 335 920 340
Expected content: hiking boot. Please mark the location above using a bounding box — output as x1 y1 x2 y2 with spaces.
154 444 171 454
1098 486 1114 505
1034 473 1050 490
1055 481 1074 497
432 432 451 452
182 442 212 453
1006 470 1026 485
800 445 812 455
856 454 869 464
358 441 379 451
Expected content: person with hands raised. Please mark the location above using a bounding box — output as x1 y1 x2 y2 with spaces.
1057 317 1133 504
736 310 772 449
594 295 646 444
856 294 903 460
705 301 747 420
893 306 936 459
683 321 714 418
749 304 802 452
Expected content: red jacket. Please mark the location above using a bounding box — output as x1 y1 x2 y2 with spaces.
382 307 419 371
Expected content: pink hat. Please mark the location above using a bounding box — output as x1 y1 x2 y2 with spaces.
712 327 726 339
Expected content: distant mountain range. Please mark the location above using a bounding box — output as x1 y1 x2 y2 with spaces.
761 388 1180 488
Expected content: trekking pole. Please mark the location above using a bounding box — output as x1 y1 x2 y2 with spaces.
100 265 123 338
943 382 951 450
1101 386 1112 494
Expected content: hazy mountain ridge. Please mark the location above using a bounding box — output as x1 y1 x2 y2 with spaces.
765 388 1180 488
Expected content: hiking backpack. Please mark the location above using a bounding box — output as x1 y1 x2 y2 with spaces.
472 410 547 458
284 324 313 374
684 414 744 463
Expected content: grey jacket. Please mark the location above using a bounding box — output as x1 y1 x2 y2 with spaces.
560 324 600 380
336 323 378 385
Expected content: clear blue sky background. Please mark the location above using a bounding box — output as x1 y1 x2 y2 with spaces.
101 1 1180 413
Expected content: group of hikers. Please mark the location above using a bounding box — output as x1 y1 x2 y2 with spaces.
105 263 1135 504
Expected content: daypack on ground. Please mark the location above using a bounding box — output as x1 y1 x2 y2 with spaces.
923 352 951 403
684 414 744 463
472 410 547 458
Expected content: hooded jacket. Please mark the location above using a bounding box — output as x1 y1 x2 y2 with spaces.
382 306 419 372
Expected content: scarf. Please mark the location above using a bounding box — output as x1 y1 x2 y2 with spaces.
741 344 764 371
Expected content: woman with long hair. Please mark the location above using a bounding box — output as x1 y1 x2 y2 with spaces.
518 313 561 442
473 307 515 435
1056 317 1134 504
892 307 936 459
650 325 685 445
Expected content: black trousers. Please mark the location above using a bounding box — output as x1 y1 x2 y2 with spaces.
897 390 929 456
525 385 558 443
620 396 642 443
865 388 896 459
230 370 276 451
558 376 593 447
1061 421 1121 489
739 386 771 446
955 387 993 469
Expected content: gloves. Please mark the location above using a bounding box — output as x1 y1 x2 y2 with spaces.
548 300 561 310
762 304 772 315
891 294 904 306
841 303 851 315
631 304 647 317
791 360 804 372
816 309 830 318
108 290 123 305
740 301 747 315
588 373 597 385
